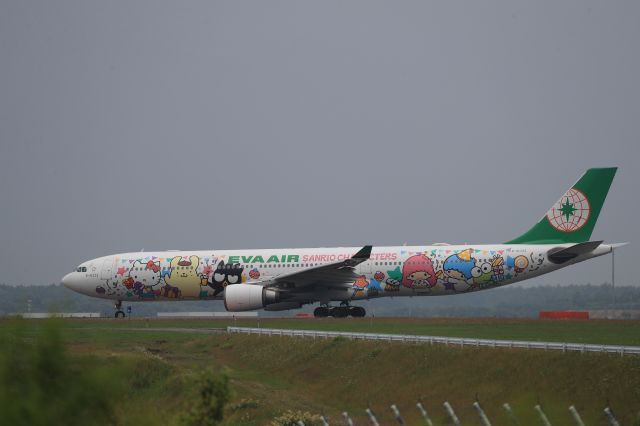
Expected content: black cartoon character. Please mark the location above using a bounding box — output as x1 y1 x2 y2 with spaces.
207 260 244 296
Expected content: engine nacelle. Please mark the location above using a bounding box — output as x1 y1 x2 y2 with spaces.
224 284 280 312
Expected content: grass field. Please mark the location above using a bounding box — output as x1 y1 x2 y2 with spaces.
2 317 640 425
56 316 640 346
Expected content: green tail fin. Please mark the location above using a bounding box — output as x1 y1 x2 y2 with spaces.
506 167 617 244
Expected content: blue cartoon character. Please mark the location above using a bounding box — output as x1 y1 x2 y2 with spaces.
367 272 384 296
442 249 475 292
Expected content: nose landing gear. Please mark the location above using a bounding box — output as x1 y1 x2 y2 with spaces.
114 300 126 318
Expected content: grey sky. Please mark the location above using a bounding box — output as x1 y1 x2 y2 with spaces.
0 1 638 288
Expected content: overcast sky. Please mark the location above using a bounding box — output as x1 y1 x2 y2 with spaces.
1 1 638 288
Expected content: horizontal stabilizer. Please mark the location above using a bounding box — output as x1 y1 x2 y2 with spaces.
547 241 603 264
611 242 630 249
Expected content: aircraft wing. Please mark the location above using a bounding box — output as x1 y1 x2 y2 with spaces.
260 245 372 291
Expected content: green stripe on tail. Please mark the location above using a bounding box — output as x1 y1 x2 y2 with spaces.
506 167 617 244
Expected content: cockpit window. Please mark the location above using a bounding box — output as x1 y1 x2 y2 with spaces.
76 266 87 272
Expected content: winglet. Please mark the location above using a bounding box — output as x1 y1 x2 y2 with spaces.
343 245 372 267
352 245 372 260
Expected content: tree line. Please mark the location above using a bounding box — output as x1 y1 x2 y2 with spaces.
1 283 638 318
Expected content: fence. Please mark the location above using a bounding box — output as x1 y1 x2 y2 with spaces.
299 402 624 426
226 327 640 356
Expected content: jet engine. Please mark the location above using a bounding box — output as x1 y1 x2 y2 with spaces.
224 284 281 311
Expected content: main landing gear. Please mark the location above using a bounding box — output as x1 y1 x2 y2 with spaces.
313 303 366 318
114 300 126 318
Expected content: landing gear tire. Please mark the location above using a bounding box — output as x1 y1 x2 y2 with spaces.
349 306 366 317
114 300 125 319
330 307 349 318
314 307 329 318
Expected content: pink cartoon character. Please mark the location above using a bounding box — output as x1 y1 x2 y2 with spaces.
402 254 437 289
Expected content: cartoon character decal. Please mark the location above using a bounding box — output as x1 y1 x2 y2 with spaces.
490 255 505 281
164 256 201 298
124 260 162 299
384 267 402 291
249 268 260 280
206 260 244 297
470 254 506 290
161 284 181 299
471 261 494 289
513 255 529 273
507 254 530 275
441 249 475 292
89 248 549 301
402 254 437 289
100 277 130 298
367 278 383 296
352 275 369 298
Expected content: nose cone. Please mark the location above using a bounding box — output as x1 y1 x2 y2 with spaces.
62 273 84 293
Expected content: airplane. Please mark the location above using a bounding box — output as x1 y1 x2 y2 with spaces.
62 168 624 318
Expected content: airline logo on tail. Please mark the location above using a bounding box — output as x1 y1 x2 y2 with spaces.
546 188 591 232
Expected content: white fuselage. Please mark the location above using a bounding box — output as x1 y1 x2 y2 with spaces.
62 243 612 306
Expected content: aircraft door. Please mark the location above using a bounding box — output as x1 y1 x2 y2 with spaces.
358 259 372 276
101 257 115 280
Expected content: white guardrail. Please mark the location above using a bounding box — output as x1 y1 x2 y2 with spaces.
227 327 640 356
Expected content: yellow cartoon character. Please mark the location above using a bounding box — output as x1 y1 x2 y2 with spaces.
165 255 201 298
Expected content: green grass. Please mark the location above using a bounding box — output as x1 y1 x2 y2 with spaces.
3 317 640 425
25 316 640 346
